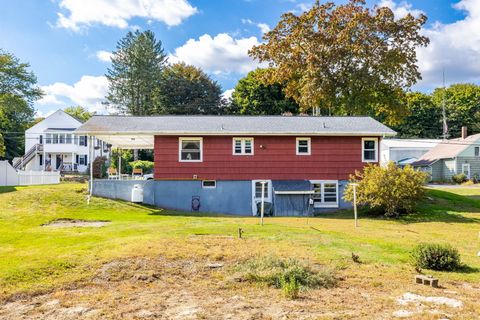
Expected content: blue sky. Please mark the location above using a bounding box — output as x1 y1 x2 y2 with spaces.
0 0 478 116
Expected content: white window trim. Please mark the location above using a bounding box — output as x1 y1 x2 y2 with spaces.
362 138 378 163
296 137 311 155
462 163 471 179
251 180 272 215
232 137 254 155
202 180 216 189
310 180 339 208
179 137 203 162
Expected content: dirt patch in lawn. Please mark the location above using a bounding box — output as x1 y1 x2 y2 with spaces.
1 256 480 319
41 218 110 228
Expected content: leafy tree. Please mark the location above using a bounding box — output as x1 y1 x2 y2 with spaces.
432 83 480 138
106 30 167 116
157 62 222 114
231 68 299 115
249 0 429 124
64 106 95 122
109 149 133 174
0 50 43 160
344 162 428 217
393 92 442 138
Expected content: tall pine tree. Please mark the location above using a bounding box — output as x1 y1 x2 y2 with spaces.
106 30 167 116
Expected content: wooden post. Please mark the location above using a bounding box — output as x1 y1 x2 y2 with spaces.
260 181 266 226
352 183 359 228
238 228 243 239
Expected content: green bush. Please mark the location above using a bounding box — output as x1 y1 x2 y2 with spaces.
279 274 300 299
343 162 428 217
452 173 468 184
411 243 461 271
92 156 108 178
128 160 154 174
235 256 336 299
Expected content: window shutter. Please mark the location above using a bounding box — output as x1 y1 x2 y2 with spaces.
84 136 88 146
84 155 88 164
76 155 79 164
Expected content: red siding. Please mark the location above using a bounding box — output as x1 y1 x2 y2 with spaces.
154 136 378 180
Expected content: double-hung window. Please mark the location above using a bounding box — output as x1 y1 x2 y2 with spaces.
179 138 203 162
296 137 311 155
311 181 339 208
233 138 254 155
362 138 378 162
66 134 72 144
45 134 52 144
52 134 59 144
475 146 480 157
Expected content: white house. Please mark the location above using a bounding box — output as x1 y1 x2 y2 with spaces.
13 109 109 173
380 139 441 166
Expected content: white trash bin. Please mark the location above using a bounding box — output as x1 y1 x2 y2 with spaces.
131 184 144 203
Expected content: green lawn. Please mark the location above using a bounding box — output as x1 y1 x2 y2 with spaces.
1 183 480 299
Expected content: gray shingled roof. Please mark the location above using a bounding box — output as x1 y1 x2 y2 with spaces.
75 115 396 136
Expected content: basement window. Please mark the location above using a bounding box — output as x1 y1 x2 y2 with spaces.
202 180 216 188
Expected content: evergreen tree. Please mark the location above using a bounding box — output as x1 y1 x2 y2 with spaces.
106 30 167 115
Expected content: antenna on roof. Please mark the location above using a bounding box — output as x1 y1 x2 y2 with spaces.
442 68 449 140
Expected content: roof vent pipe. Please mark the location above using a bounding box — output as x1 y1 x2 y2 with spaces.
461 126 468 139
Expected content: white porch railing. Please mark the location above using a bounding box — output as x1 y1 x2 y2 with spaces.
17 170 60 185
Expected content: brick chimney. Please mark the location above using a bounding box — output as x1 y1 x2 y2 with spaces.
461 126 468 139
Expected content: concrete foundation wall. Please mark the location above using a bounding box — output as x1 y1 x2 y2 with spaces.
92 179 352 216
93 180 252 215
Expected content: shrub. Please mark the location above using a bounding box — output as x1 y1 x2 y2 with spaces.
411 243 461 271
129 160 154 174
452 173 468 184
92 156 107 178
343 162 428 217
279 274 300 299
235 256 336 299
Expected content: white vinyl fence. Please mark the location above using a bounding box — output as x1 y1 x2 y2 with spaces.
17 170 60 185
1 161 60 186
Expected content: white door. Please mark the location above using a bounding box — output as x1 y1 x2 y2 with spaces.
251 180 272 215
462 163 471 179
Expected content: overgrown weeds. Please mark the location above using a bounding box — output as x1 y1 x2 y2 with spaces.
235 256 336 299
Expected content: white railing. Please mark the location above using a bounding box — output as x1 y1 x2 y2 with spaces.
17 170 60 186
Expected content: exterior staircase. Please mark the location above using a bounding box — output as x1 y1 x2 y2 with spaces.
12 144 43 170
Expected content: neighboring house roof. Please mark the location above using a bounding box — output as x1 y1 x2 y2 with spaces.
26 109 83 134
44 128 77 132
381 139 441 149
75 115 396 136
411 133 480 166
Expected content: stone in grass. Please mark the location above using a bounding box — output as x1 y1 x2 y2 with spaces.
205 263 224 268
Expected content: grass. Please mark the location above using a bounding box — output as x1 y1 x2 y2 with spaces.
1 183 480 300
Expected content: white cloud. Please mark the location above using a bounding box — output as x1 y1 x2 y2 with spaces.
96 50 112 63
39 75 109 113
222 89 234 100
169 33 264 74
56 0 197 31
241 18 271 34
377 0 424 18
414 0 480 89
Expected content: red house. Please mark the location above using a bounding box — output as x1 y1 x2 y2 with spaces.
76 115 396 216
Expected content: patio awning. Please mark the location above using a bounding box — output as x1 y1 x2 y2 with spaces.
272 180 314 195
92 134 154 149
